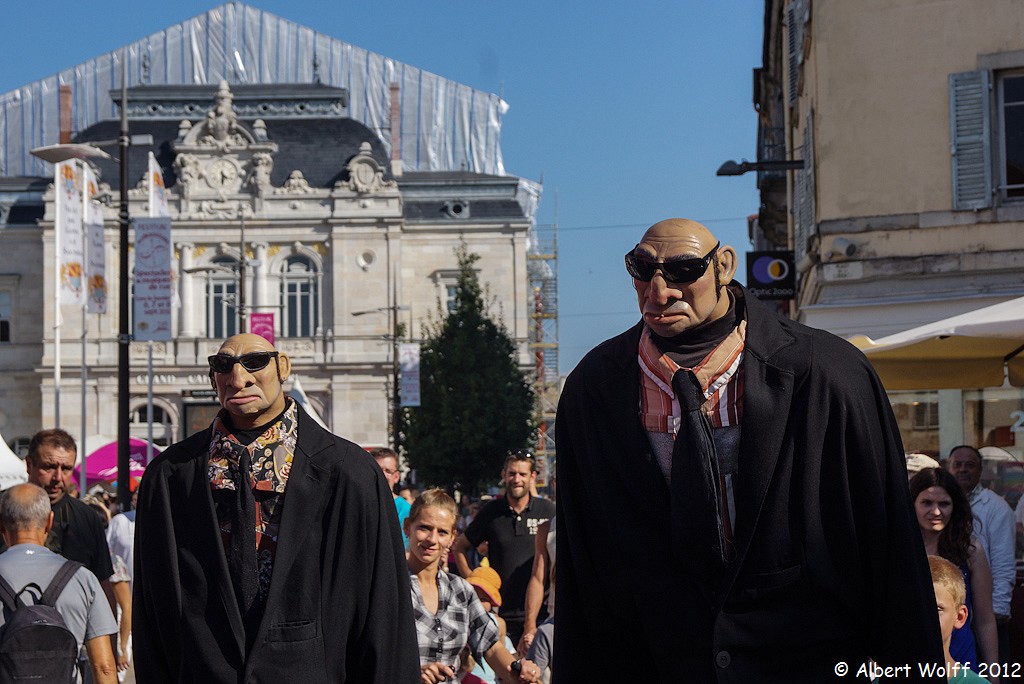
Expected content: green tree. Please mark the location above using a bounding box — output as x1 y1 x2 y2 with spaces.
402 242 535 494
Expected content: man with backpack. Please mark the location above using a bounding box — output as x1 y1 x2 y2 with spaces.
0 483 116 683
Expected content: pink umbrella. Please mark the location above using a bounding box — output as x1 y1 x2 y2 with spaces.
73 437 160 485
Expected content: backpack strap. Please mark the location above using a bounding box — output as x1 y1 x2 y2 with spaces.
39 560 82 608
0 573 22 613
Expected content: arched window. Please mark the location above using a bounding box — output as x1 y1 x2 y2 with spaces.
280 255 319 337
129 403 174 447
206 256 238 338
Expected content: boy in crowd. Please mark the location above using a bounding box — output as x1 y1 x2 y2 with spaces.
928 556 989 683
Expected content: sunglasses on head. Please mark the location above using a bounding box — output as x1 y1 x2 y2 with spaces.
208 351 279 374
624 241 720 283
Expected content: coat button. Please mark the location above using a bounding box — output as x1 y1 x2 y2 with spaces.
715 651 731 668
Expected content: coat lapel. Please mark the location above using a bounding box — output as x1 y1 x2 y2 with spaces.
189 429 247 662
245 408 332 661
722 289 797 590
599 323 673 501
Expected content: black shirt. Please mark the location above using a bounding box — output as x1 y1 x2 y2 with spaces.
463 495 555 619
47 495 115 582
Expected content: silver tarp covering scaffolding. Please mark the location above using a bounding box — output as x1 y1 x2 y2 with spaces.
0 1 509 178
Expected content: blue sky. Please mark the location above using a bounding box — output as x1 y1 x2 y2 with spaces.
0 1 764 373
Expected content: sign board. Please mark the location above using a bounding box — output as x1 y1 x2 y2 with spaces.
133 217 173 341
250 312 275 345
746 250 795 300
399 343 421 407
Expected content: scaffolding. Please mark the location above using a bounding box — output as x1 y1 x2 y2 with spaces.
528 219 558 488
0 1 509 178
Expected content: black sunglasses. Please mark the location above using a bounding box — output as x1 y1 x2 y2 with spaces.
624 242 720 283
208 351 279 374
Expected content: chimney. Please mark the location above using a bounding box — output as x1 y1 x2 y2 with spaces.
389 82 402 177
59 85 73 144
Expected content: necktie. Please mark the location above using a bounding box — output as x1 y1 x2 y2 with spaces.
229 446 259 621
670 370 728 574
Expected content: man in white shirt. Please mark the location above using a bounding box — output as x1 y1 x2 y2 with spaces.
947 444 1016 662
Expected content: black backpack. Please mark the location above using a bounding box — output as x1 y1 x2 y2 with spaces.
0 559 82 683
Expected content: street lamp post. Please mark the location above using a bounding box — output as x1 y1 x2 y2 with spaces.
237 212 247 333
28 55 151 507
117 56 132 509
184 210 260 335
352 305 409 450
715 159 805 176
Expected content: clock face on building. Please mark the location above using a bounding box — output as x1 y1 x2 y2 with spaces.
206 159 238 189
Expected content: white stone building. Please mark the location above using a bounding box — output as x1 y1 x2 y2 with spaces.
0 79 538 454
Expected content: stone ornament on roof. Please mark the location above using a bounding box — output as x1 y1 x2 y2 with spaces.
174 81 272 152
201 81 250 149
275 170 313 195
248 152 274 197
339 142 396 195
169 81 278 203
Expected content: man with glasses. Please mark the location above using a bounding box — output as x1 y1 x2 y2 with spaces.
133 333 418 683
454 450 554 646
370 447 410 547
554 219 943 682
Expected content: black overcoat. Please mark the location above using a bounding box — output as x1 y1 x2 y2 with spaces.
133 406 419 683
554 287 945 683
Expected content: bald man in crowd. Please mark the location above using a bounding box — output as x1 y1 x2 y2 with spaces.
134 333 418 683
0 483 117 683
555 218 944 682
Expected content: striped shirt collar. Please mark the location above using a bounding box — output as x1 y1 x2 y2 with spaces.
638 319 746 433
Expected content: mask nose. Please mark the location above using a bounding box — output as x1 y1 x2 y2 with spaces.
648 272 675 304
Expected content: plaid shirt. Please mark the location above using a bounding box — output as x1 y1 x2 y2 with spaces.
638 320 746 544
409 570 500 670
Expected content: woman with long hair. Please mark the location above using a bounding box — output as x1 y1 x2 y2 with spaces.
909 467 999 673
406 488 540 684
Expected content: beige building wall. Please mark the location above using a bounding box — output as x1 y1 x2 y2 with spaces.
809 0 1024 220
766 0 1024 460
784 0 1024 339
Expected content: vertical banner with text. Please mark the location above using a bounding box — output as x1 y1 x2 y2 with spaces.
148 152 169 218
82 165 107 314
249 312 275 345
133 217 173 341
56 161 84 306
399 343 421 407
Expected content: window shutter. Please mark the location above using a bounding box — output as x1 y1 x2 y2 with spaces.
949 70 992 210
786 2 803 107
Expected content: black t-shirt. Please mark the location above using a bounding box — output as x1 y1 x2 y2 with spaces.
463 495 555 619
46 495 115 582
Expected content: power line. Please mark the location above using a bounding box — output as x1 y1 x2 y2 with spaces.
535 216 750 232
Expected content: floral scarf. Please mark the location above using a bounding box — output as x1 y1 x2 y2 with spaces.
208 398 298 601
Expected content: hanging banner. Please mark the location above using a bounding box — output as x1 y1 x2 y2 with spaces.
147 151 181 311
249 312 275 345
398 343 421 407
55 160 85 305
82 165 107 314
148 152 170 218
133 217 173 341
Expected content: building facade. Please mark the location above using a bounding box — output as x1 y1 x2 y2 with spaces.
0 80 539 455
753 0 1024 465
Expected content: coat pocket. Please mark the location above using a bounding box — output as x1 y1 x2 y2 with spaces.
265 620 318 643
727 564 803 607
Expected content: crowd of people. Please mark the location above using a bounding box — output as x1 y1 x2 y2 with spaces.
1 217 1023 683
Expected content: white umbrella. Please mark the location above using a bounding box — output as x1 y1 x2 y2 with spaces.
848 296 1024 390
0 431 28 490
